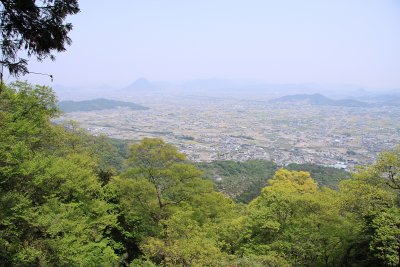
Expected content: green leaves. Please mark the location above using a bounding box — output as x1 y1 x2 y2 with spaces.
236 169 361 266
141 210 225 266
0 83 119 266
370 208 400 266
356 148 400 192
113 138 236 265
33 197 118 266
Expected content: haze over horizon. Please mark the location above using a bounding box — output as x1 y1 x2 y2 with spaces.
10 0 400 91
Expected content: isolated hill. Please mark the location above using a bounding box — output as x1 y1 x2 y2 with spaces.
59 98 149 113
271 93 370 107
123 78 159 91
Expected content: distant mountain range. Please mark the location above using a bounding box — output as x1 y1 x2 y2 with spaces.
59 98 149 113
271 93 400 108
53 78 400 103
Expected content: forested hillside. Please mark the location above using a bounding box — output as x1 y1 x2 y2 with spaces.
1 83 399 266
198 161 350 203
285 163 351 189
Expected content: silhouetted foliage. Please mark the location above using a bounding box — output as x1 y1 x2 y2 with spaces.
0 0 79 77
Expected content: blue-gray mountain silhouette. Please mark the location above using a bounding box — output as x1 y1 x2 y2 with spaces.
271 93 370 107
59 98 149 112
123 78 159 91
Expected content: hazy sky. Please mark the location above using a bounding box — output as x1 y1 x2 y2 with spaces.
18 0 400 89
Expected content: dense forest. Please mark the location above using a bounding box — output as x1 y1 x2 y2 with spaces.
1 82 400 266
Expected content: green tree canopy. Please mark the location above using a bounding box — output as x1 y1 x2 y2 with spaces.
0 82 119 265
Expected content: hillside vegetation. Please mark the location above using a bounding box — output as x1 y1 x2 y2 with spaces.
1 82 399 266
198 161 351 203
285 163 351 188
197 160 277 203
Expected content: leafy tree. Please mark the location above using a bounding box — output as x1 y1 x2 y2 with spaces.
222 253 291 267
141 210 225 266
0 0 80 79
370 207 400 266
339 176 395 220
356 148 400 192
112 138 236 265
286 163 351 189
0 82 119 265
239 169 358 266
56 121 127 180
0 82 59 189
337 151 399 266
267 168 318 194
124 138 206 215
